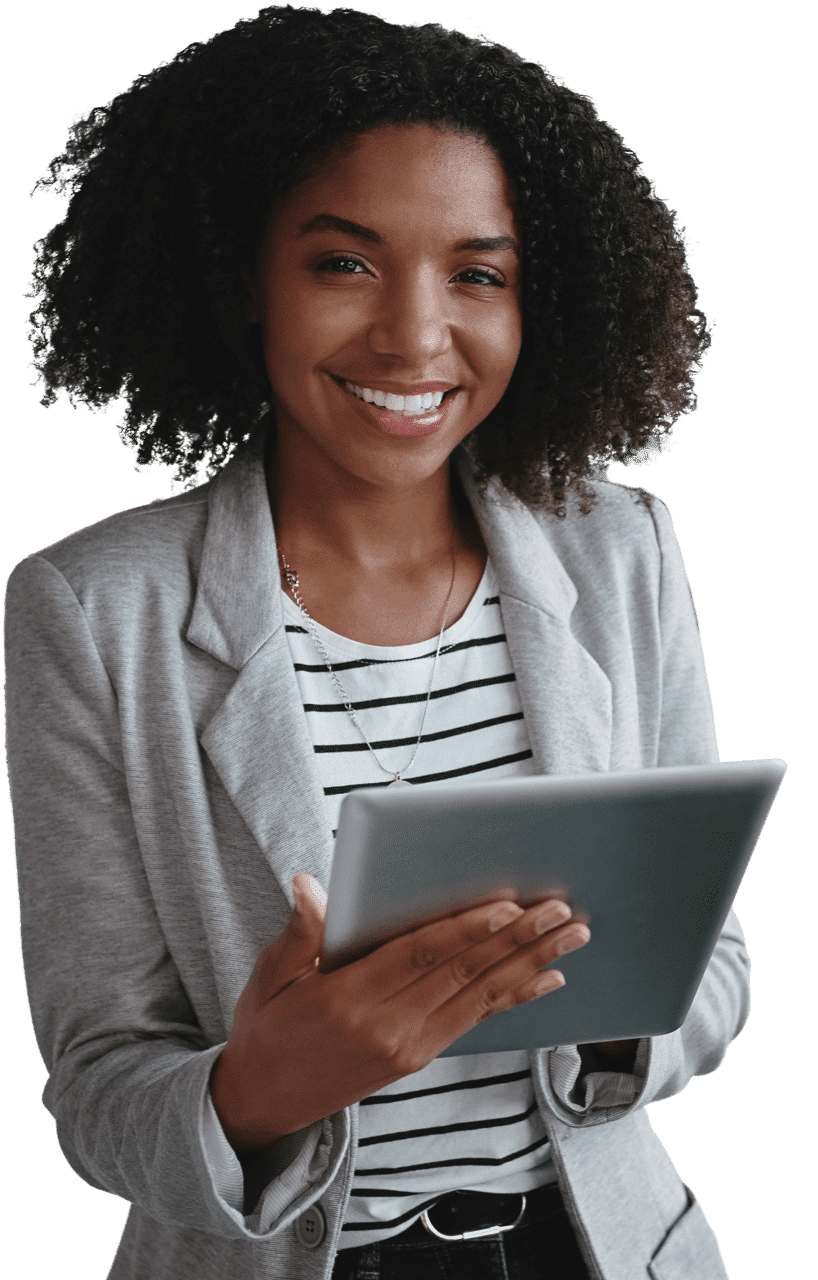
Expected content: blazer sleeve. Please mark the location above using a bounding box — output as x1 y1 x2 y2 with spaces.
538 495 752 1125
4 555 348 1236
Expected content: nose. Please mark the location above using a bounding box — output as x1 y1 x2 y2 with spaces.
366 267 452 364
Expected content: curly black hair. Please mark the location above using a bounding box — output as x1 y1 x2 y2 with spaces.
28 4 710 513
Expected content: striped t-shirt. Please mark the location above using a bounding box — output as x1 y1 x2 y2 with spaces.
283 557 560 1249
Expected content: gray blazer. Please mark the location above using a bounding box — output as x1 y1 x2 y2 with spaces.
5 420 748 1280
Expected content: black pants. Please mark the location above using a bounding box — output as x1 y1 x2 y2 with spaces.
331 1183 592 1279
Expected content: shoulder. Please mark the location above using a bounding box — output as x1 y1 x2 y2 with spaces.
6 482 212 616
530 474 674 580
540 471 669 533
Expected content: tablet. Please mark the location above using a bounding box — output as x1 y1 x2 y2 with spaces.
318 759 786 1056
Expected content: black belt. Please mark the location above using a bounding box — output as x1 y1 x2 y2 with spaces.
380 1182 563 1247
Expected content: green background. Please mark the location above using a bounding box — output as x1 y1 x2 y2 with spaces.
1 0 814 1274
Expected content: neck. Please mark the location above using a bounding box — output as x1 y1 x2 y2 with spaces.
268 429 471 572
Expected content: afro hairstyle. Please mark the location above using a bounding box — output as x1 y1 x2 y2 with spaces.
28 4 711 513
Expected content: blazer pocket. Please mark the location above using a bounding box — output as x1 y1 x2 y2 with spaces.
648 1185 729 1280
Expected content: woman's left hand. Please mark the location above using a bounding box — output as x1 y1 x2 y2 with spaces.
595 1039 637 1057
591 1039 639 1070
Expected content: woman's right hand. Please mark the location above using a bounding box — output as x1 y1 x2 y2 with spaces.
209 873 590 1156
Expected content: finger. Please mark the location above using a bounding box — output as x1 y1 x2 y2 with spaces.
293 873 328 920
248 876 328 1004
398 912 589 1035
327 896 523 1002
423 903 582 1005
344 894 572 1005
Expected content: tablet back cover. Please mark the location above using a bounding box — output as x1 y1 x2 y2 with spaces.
321 761 784 1054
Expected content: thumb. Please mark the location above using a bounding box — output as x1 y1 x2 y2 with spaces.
245 874 328 1005
292 873 328 922
279 873 327 979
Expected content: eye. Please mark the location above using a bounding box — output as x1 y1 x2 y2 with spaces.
315 254 369 275
453 267 506 288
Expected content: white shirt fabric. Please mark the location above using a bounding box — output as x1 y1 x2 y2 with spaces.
202 557 646 1242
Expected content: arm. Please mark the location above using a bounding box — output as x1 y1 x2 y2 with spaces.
5 555 347 1236
542 496 750 1121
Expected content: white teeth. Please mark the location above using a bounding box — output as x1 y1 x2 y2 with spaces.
343 381 447 413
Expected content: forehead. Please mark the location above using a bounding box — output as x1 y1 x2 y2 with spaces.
271 124 519 238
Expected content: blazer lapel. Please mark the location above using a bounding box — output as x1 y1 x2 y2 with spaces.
188 420 333 905
454 450 612 777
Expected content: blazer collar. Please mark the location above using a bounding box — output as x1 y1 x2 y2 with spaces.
187 414 282 670
451 450 611 779
451 449 578 623
187 421 581 667
190 421 612 906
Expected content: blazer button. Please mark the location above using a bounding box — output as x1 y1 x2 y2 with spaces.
295 1202 327 1249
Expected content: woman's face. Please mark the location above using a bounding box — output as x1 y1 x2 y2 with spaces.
247 123 523 490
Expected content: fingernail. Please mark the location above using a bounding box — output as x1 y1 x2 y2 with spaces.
489 904 523 931
535 971 565 995
557 927 590 956
534 902 571 934
306 875 328 907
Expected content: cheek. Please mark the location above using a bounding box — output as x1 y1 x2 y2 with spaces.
260 300 316 387
263 289 351 380
505 314 524 366
479 308 522 388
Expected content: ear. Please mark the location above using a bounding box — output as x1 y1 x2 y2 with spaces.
242 271 260 324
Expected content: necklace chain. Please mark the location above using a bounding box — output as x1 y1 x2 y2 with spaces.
279 544 457 784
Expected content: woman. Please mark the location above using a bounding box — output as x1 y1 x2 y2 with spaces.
6 7 749 1278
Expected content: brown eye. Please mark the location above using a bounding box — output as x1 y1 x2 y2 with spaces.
454 268 505 288
316 255 368 274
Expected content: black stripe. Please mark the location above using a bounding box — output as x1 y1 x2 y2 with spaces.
357 1101 539 1148
347 1134 550 1185
314 712 524 754
288 599 499 640
291 633 507 674
323 750 533 795
359 1068 531 1104
304 672 516 713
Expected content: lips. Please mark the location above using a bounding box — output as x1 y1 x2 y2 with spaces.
330 372 456 436
345 383 446 414
331 374 457 405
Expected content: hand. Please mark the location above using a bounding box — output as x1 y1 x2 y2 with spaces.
595 1040 638 1057
583 1038 639 1075
209 873 590 1156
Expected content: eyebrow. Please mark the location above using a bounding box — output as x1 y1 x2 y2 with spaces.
297 213 519 257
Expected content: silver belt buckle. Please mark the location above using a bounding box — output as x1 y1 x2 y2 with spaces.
420 1193 527 1241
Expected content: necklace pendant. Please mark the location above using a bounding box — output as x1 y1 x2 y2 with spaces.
390 778 409 787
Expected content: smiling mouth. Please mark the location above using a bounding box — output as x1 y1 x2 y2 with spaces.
332 375 457 418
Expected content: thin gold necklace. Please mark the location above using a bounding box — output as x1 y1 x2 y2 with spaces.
279 541 457 786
